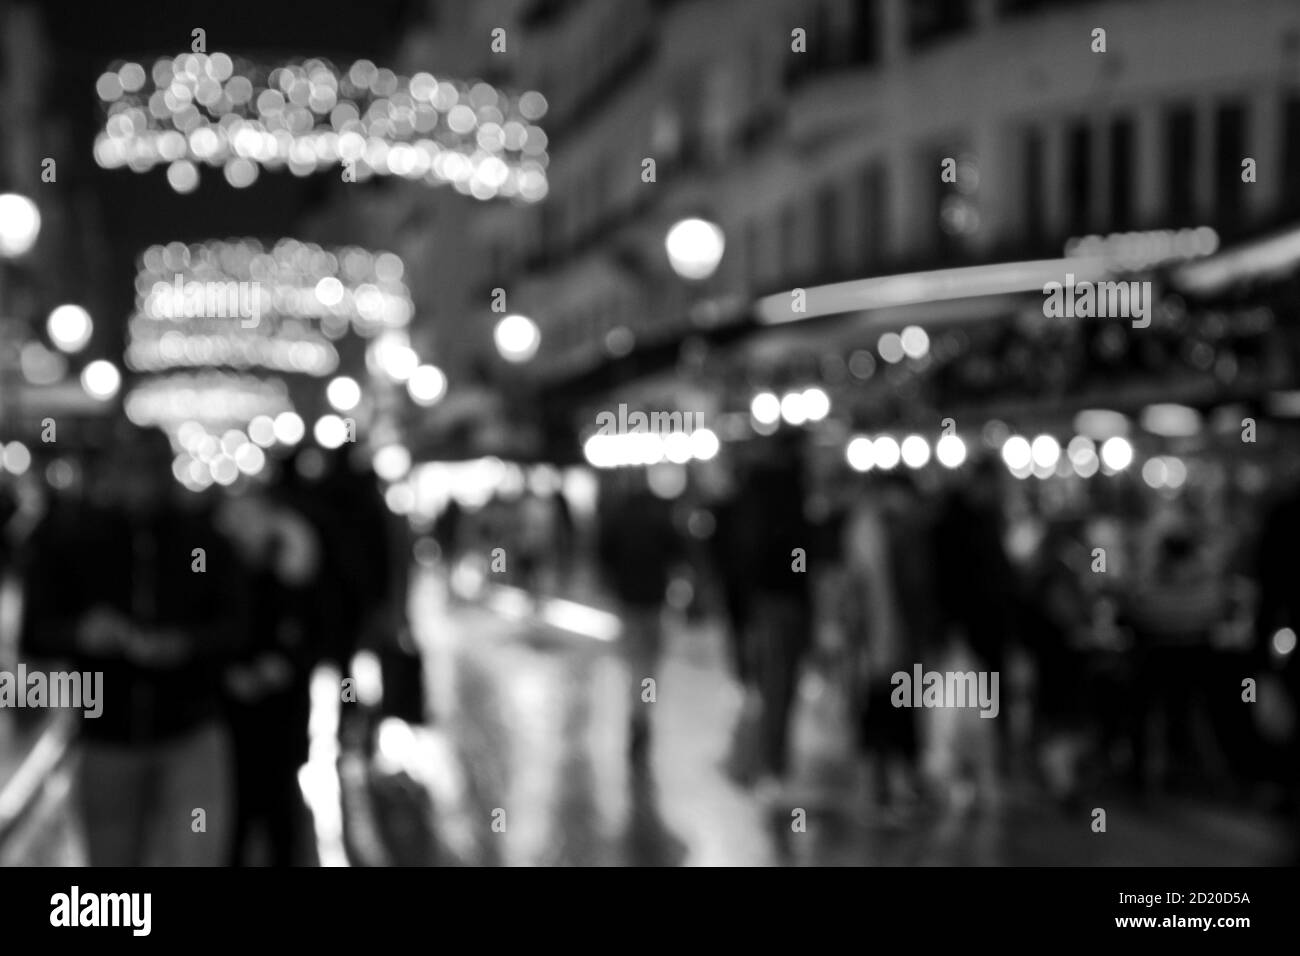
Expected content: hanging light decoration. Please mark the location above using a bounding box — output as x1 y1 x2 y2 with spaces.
124 238 415 377
124 370 293 433
94 53 549 199
123 238 436 488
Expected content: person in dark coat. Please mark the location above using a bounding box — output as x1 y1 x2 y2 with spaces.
21 425 249 866
217 488 331 866
597 469 681 766
733 434 814 791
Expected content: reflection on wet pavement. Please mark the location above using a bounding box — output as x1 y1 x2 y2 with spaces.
404 571 1284 867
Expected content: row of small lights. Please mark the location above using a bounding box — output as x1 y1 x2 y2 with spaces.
750 387 831 430
582 429 720 469
126 329 339 377
127 247 439 408
156 358 446 491
126 239 416 378
94 53 549 199
847 433 968 472
171 411 415 492
135 240 413 328
844 433 1126 476
843 431 1188 488
117 236 445 486
742 328 929 433
999 434 1133 479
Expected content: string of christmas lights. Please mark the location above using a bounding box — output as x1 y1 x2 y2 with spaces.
94 52 549 200
124 238 414 377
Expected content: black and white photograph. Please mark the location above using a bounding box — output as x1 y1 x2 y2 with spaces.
0 0 1295 934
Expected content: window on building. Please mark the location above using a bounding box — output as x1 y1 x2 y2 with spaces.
863 161 888 272
521 0 579 29
1285 96 1300 216
1215 101 1248 233
539 203 561 268
807 3 832 75
1109 115 1134 231
781 204 801 284
676 79 704 171
1165 105 1197 226
785 15 810 87
1022 127 1045 245
850 0 880 65
817 184 840 281
745 220 762 289
1067 120 1091 236
1000 0 1086 14
909 0 972 50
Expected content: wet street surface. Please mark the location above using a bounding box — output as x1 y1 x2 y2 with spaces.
394 572 1286 867
2 570 1285 867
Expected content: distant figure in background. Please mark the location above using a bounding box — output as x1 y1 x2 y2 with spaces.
551 489 576 587
517 489 554 594
702 458 761 784
433 498 464 572
1126 521 1226 793
931 455 1019 807
842 472 938 821
709 477 753 687
1023 522 1092 804
597 469 680 767
1253 480 1300 862
21 426 249 866
933 456 1019 681
291 447 422 734
0 480 19 583
734 434 814 798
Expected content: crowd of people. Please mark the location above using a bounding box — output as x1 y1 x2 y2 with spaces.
9 423 408 866
589 432 1300 857
4 416 1298 864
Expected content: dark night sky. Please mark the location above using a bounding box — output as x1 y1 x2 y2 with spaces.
36 0 420 341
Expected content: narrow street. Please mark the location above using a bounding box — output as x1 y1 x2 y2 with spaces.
0 567 1286 866
367 570 1287 867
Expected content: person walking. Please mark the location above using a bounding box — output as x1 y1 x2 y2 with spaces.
597 469 680 767
21 425 249 866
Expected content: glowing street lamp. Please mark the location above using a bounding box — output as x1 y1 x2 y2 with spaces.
47 304 94 353
81 360 121 401
494 313 540 363
0 193 40 258
408 364 447 406
326 375 361 412
665 217 725 281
